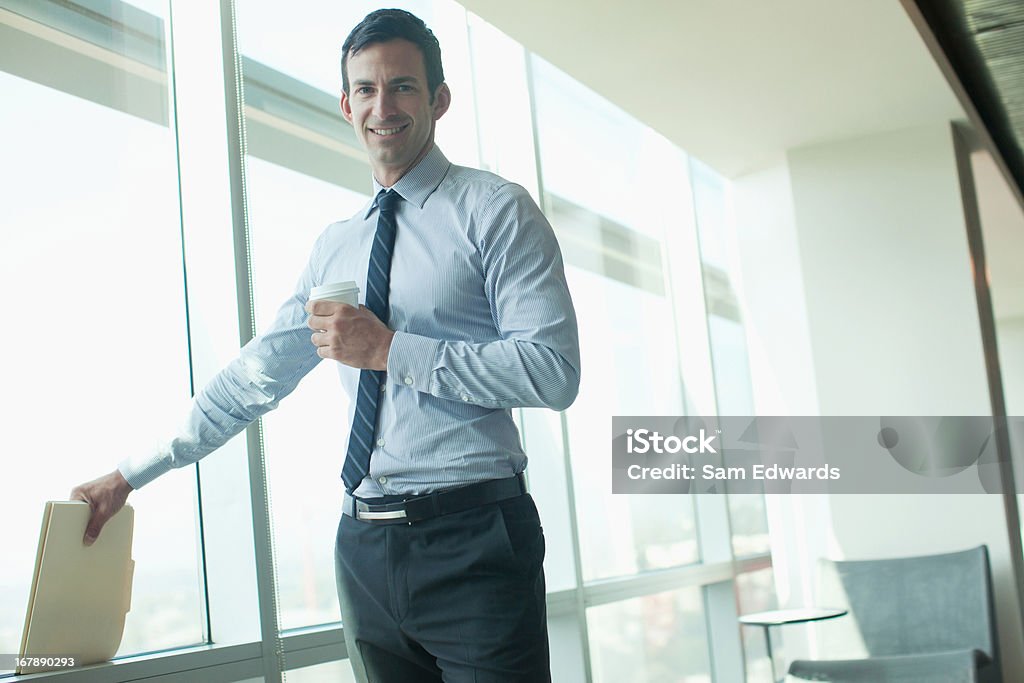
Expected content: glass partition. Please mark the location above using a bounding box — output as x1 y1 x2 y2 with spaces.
0 0 204 659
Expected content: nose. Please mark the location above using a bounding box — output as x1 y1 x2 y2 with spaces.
371 90 399 121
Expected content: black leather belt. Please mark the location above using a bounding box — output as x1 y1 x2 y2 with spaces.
343 473 527 525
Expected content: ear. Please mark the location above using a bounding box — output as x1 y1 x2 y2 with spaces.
339 91 353 125
432 83 451 121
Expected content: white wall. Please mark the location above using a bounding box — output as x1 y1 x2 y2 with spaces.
788 123 988 415
733 122 1024 679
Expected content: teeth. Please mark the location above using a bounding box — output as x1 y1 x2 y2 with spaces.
372 126 405 136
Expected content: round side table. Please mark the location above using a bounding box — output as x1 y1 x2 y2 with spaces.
738 607 848 683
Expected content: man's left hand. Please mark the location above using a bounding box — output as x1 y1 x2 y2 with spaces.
306 300 394 371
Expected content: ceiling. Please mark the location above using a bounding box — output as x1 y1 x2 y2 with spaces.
459 0 967 178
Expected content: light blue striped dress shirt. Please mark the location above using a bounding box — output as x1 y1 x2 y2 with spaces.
118 145 580 497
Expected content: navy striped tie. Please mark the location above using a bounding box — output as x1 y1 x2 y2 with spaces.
342 189 400 491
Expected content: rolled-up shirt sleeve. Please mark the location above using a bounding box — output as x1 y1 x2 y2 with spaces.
387 183 580 411
118 237 324 490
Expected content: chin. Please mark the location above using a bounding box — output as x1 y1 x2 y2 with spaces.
373 152 409 167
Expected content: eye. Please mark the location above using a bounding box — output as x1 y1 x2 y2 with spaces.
396 84 414 92
356 86 373 95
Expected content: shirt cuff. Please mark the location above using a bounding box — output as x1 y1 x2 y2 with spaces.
387 331 441 391
118 447 174 490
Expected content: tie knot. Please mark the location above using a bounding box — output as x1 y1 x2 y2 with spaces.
377 190 400 214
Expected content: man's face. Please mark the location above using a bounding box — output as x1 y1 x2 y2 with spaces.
341 39 450 185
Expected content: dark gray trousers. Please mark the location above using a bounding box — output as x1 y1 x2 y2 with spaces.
334 493 551 683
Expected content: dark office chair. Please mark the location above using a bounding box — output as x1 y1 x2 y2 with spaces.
787 545 1000 683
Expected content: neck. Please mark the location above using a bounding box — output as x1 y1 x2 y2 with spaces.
374 141 434 188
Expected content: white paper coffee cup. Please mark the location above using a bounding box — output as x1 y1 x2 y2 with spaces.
309 281 360 306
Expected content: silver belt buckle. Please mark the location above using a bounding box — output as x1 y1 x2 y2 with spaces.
358 508 408 521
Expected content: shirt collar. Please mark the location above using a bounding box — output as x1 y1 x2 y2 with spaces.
362 144 451 219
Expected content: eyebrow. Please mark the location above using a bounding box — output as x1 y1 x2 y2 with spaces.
352 76 420 87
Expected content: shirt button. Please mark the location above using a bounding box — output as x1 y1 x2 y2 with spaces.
379 476 388 484
461 394 469 401
380 384 386 393
376 438 385 448
404 376 414 386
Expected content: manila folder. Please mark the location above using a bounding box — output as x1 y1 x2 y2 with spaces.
18 501 135 674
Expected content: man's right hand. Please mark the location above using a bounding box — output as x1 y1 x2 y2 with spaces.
70 469 134 546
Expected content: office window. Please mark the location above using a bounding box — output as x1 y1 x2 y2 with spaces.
465 13 540 196
691 159 754 416
245 157 366 629
588 588 712 683
286 659 358 683
531 55 700 582
728 494 772 557
0 0 203 658
735 568 779 682
690 159 771 560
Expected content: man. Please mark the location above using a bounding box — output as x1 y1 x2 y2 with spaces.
71 8 579 682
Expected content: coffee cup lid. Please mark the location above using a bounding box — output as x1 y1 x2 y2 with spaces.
310 281 360 300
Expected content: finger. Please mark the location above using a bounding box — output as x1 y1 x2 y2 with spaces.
307 313 342 330
306 300 346 316
84 509 107 546
304 299 340 315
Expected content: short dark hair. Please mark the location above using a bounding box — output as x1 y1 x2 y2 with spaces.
341 9 445 99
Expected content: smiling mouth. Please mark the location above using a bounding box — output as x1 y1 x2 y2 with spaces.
369 124 409 136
